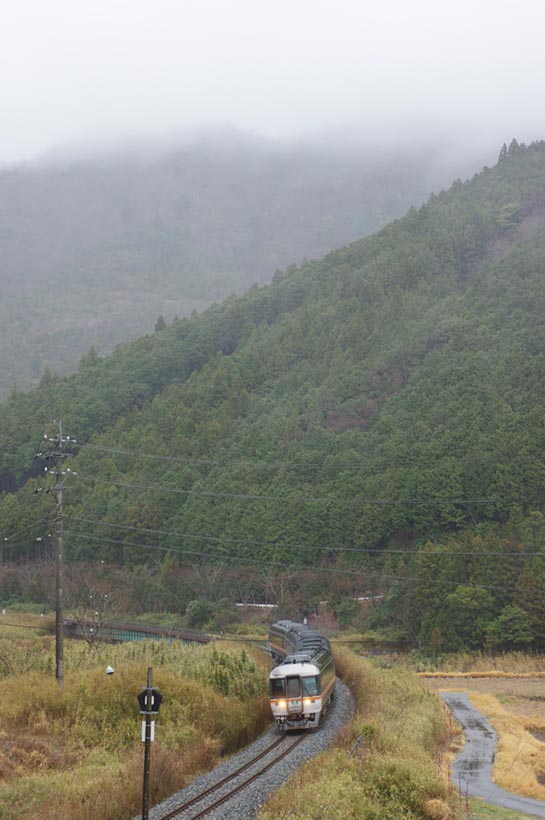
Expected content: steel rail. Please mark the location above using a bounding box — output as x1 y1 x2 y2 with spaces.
158 732 306 819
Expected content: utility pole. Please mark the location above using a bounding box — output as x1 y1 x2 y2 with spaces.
35 420 77 689
54 419 64 689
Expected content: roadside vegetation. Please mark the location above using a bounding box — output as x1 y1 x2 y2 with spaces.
411 651 544 675
259 646 452 819
420 651 544 804
468 692 545 801
0 635 270 819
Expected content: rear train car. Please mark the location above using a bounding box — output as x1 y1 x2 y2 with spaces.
268 620 336 730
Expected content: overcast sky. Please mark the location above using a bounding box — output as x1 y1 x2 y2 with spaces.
1 0 543 164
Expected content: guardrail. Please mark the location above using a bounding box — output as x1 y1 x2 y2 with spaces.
63 619 210 644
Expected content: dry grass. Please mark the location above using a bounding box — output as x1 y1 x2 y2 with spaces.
420 671 544 679
468 692 545 801
424 677 544 709
423 673 545 804
0 612 54 641
0 638 271 819
412 652 544 675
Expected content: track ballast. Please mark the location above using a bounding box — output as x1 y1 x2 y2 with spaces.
145 679 353 820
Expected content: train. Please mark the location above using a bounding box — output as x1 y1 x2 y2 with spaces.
268 620 336 730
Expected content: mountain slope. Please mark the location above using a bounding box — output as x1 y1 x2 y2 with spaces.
1 137 542 520
0 133 460 398
1 139 543 649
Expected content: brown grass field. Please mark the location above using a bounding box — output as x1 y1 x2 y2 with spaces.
424 675 545 803
0 622 271 820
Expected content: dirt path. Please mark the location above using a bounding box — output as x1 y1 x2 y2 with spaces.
440 692 545 818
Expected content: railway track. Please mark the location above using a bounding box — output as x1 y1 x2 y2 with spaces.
157 732 307 819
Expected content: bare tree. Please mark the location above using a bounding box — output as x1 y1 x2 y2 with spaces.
64 563 120 648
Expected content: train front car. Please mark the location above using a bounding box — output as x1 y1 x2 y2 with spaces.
268 620 336 731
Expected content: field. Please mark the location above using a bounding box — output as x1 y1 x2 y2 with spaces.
0 616 271 819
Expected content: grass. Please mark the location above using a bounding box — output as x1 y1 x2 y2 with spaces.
0 637 271 819
258 646 452 819
409 653 545 675
0 611 54 642
420 672 544 679
467 798 536 818
468 693 545 801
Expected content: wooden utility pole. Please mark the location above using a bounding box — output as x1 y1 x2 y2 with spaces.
54 419 64 689
34 420 77 689
34 420 77 687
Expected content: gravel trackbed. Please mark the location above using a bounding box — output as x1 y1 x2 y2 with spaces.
143 680 354 820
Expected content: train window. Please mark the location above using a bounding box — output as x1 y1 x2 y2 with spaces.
286 677 301 698
269 678 286 697
320 660 334 691
301 676 320 696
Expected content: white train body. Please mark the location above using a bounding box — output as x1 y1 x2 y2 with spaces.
268 620 336 731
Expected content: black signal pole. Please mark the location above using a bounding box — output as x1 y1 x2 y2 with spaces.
138 667 163 820
142 667 153 820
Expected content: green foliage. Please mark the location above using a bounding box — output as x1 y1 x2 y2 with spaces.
334 597 357 627
185 598 214 627
486 605 533 650
1 142 544 652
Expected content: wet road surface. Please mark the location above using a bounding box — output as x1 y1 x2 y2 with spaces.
440 692 545 818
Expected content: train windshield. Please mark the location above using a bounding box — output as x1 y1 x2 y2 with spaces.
286 677 301 699
269 678 286 698
301 676 320 696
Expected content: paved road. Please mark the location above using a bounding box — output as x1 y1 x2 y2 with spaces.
440 692 545 818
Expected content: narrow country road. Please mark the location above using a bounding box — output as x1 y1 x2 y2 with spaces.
440 692 545 818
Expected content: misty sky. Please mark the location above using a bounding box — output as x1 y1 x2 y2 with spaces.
1 0 544 164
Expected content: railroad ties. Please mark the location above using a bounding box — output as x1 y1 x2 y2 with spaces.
156 732 307 819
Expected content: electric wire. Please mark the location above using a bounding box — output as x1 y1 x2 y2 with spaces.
63 532 545 594
73 472 544 507
67 516 545 558
68 440 545 471
0 514 52 543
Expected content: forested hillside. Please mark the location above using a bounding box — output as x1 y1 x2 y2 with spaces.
0 132 457 398
1 139 543 651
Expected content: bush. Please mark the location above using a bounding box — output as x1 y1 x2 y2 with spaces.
0 639 271 819
185 598 214 627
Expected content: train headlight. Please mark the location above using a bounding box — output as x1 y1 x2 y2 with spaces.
304 698 312 706
277 700 287 707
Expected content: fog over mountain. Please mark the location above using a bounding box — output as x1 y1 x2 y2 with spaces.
0 0 542 396
0 0 543 164
1 129 496 397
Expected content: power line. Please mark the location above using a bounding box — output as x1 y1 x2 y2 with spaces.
63 532 545 594
73 441 545 472
1 515 52 543
68 517 545 558
74 473 544 508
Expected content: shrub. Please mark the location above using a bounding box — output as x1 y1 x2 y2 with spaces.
185 598 214 627
0 639 271 818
